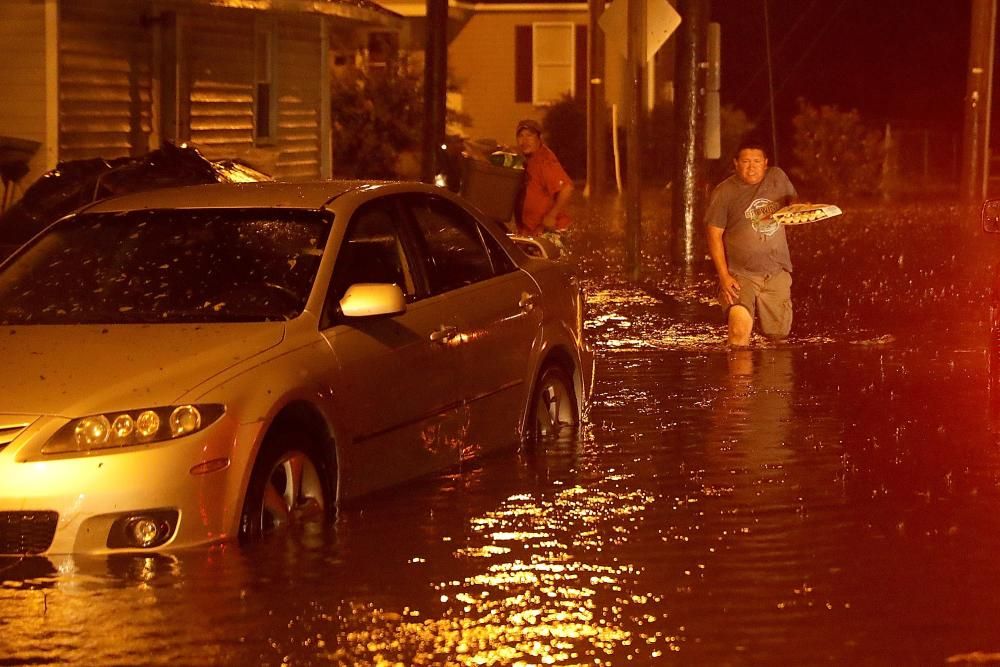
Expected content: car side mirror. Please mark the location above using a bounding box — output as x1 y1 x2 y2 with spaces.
510 234 561 260
983 199 1000 233
339 283 406 318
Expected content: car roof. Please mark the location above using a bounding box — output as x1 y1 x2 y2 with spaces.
82 180 439 213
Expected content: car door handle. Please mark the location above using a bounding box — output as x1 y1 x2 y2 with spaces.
429 325 458 343
519 292 537 312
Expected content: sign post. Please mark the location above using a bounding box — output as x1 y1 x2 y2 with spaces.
599 0 681 279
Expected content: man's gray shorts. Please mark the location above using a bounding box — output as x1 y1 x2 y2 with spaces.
719 270 793 338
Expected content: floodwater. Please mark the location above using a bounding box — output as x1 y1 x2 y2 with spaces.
4 198 1000 665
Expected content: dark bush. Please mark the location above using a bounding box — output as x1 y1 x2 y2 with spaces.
330 62 425 179
790 98 884 198
642 102 674 184
542 94 676 185
541 94 587 180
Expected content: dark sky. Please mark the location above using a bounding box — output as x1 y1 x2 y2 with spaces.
710 1 974 146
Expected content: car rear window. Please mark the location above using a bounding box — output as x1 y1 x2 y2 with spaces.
0 208 330 324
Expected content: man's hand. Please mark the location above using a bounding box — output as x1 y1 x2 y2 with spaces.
717 271 740 305
542 212 558 230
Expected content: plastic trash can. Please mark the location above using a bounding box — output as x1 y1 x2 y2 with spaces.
460 157 523 223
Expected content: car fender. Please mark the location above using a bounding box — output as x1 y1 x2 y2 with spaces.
519 307 593 437
183 331 351 525
520 262 593 412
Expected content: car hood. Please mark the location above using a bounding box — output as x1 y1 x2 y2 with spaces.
0 323 286 417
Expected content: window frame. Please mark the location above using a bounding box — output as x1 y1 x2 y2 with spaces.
531 22 576 106
401 194 503 296
321 197 425 328
253 21 278 145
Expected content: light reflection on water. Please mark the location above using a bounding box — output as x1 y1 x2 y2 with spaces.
324 476 659 665
6 200 1000 664
6 344 1000 665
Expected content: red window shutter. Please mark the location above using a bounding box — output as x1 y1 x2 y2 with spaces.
515 25 532 103
575 24 587 101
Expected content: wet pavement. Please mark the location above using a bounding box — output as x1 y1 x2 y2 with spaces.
5 194 1000 665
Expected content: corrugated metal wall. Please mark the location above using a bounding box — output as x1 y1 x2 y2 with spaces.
58 1 153 161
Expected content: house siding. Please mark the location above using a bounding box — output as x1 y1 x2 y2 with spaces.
276 19 324 180
0 0 49 185
59 0 153 161
185 9 256 158
450 10 586 144
0 0 390 198
185 9 324 180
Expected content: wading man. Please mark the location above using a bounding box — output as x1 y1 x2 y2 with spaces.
706 140 798 347
515 119 573 239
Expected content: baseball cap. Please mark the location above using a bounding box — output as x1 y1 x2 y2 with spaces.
516 119 543 136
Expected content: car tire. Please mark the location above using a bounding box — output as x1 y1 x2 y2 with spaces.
529 365 578 441
239 430 331 543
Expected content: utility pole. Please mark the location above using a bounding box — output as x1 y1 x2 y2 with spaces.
625 0 646 280
672 0 707 265
960 0 996 201
587 0 607 200
763 0 779 165
422 0 448 184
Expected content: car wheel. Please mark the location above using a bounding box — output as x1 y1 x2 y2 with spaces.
530 365 578 440
239 430 329 543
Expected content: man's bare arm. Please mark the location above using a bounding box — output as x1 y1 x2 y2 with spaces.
707 225 739 304
543 182 574 230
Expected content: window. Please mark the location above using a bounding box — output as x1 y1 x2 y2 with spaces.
479 220 518 276
515 23 588 105
406 195 495 294
254 24 276 143
327 201 415 321
366 31 399 69
0 209 330 325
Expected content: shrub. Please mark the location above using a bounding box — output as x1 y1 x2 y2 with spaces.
330 58 470 179
539 98 755 186
643 102 674 184
330 61 424 179
790 99 884 198
542 94 677 185
542 94 587 180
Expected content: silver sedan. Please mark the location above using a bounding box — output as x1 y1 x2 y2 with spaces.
0 181 592 555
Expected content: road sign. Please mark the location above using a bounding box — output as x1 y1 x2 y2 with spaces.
598 0 681 63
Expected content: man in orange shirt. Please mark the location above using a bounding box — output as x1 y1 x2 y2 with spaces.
515 119 573 238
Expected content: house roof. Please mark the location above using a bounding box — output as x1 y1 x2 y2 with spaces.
194 0 402 26
296 0 402 23
380 0 587 17
456 0 588 9
460 0 587 4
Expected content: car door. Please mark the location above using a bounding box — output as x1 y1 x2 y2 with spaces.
402 193 542 458
319 197 467 498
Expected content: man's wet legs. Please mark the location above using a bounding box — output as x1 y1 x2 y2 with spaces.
728 305 753 347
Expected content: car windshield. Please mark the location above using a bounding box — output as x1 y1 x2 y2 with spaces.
0 208 330 324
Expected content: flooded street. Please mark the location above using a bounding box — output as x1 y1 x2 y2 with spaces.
5 197 1000 665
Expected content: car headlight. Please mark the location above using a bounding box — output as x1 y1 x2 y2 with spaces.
42 404 225 455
